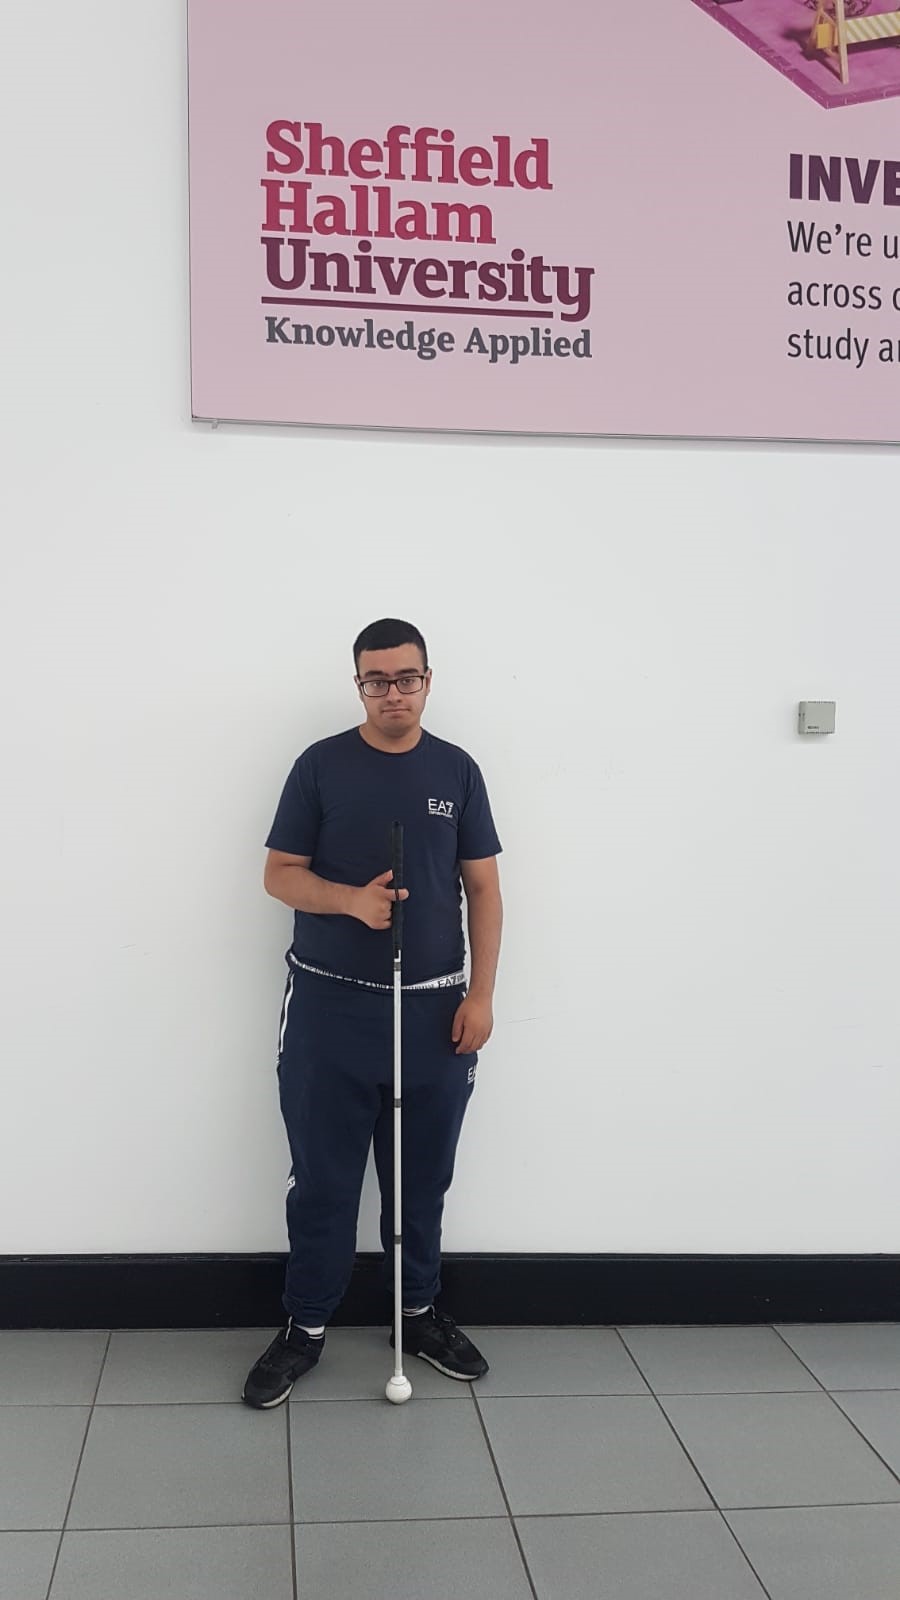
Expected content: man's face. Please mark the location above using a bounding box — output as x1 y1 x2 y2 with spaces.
355 645 431 735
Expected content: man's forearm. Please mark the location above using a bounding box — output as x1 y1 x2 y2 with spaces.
266 865 357 917
466 887 503 999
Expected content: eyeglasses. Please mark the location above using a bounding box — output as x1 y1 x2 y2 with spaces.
358 673 427 698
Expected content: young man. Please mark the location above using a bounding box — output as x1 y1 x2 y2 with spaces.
242 618 503 1408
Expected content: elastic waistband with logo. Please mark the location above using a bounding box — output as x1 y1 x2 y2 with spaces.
286 950 466 992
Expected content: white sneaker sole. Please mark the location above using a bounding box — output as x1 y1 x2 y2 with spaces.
241 1383 293 1409
415 1351 485 1381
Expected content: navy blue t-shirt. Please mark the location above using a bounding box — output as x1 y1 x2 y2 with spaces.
265 726 502 985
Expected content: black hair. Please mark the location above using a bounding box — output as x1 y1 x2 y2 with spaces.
353 618 429 674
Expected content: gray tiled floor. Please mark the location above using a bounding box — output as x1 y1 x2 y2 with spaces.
1 1324 899 1599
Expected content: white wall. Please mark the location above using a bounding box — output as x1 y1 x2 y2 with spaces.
2 2 898 1258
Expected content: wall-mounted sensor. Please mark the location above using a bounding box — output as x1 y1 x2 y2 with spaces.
798 701 836 734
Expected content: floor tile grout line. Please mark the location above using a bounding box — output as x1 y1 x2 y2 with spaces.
5 1324 900 1347
825 1390 900 1492
610 1325 661 1390
284 1402 299 1600
42 1329 112 1600
611 1329 778 1600
706 1508 776 1596
0 1395 469 1408
611 1331 736 1512
470 1387 540 1600
767 1325 842 1394
510 1498 900 1516
7 1501 900 1537
769 1309 900 1485
10 1381 900 1410
446 1384 900 1399
38 1530 63 1600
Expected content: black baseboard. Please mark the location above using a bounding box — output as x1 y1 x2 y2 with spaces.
1 1254 898 1329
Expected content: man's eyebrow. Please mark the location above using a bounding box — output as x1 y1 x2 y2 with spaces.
360 667 421 677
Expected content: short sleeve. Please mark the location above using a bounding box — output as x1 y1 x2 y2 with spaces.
458 759 502 860
265 751 321 855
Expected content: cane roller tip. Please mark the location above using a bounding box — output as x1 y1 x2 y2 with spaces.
385 1375 413 1404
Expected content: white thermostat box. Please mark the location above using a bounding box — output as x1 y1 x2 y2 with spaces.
798 701 836 734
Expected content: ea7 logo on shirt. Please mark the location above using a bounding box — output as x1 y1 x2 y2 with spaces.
428 798 455 818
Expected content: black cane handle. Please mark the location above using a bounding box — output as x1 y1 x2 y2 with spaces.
391 821 404 959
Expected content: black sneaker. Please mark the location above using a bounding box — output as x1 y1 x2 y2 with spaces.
390 1307 489 1381
242 1320 324 1409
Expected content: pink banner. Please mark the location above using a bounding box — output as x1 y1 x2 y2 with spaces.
188 0 900 442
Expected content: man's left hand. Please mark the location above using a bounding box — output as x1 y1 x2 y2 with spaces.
451 993 494 1054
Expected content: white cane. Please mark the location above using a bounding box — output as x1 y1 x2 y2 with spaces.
385 820 413 1405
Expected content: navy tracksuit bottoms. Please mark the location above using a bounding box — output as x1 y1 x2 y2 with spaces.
275 961 477 1326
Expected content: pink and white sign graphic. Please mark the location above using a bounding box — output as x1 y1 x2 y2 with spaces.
187 0 900 442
